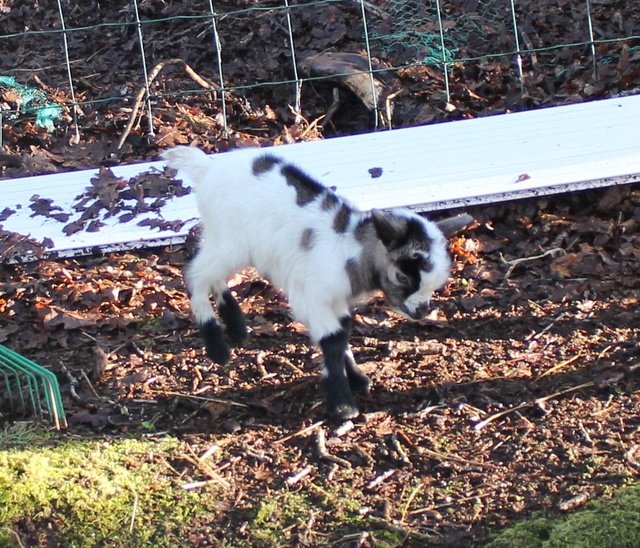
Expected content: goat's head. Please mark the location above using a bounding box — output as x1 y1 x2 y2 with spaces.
371 209 471 320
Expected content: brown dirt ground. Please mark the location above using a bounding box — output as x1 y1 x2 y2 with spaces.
1 1 640 546
2 185 640 546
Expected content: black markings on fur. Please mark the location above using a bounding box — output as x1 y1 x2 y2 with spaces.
346 256 381 296
395 218 435 259
218 290 247 344
321 192 340 211
252 154 281 176
300 228 316 251
333 204 352 234
374 211 430 252
346 258 365 295
320 318 359 419
396 258 423 298
281 164 324 206
200 318 231 365
353 217 372 242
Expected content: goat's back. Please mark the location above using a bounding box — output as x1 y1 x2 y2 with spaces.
162 146 362 327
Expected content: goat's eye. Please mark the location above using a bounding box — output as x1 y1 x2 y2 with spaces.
395 271 411 287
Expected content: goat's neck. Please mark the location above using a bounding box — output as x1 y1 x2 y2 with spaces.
349 219 386 296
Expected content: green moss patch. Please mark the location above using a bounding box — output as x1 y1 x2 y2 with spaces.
0 423 215 547
487 484 640 548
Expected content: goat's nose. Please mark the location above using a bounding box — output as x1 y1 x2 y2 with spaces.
414 302 430 318
401 302 429 320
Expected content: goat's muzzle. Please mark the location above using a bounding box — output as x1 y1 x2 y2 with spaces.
399 302 430 321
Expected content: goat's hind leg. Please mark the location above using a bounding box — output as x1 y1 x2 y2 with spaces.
216 290 247 344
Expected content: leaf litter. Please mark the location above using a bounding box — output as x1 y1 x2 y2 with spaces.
1 183 640 545
1 0 640 545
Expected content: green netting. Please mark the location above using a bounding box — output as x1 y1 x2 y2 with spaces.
371 0 458 66
0 344 67 430
0 75 63 131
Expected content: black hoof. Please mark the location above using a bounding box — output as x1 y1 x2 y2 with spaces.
205 340 231 365
329 402 360 420
200 319 231 365
347 369 372 394
226 323 248 345
322 380 360 420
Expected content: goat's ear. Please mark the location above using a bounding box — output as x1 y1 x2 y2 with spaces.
371 209 408 248
436 214 474 238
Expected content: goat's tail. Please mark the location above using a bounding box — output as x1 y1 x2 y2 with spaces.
161 146 211 184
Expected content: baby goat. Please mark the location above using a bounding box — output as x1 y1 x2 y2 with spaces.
162 146 471 419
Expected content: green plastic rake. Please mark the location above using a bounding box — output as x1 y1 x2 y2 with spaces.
0 344 67 430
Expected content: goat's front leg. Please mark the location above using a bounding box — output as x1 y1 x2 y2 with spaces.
319 316 359 420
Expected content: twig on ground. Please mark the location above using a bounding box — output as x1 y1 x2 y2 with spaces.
274 420 324 444
536 381 596 405
182 478 225 490
334 420 355 437
558 490 594 512
58 361 81 402
518 28 539 68
334 531 371 546
296 114 326 140
384 88 403 129
0 528 25 548
367 469 397 490
298 510 317 545
532 353 582 382
286 465 313 486
400 483 424 522
473 402 528 431
322 87 342 130
410 492 495 516
367 516 439 543
128 485 139 533
286 104 325 141
500 247 564 280
525 311 569 342
79 369 108 402
417 446 498 470
117 58 219 151
578 420 594 445
596 344 614 362
158 390 248 408
181 443 231 490
200 443 221 461
316 427 352 468
389 433 411 465
474 381 596 431
242 445 272 463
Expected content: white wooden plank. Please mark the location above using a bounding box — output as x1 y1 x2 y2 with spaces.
2 94 640 258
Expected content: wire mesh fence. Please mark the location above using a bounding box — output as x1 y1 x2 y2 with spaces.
0 1 639 157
